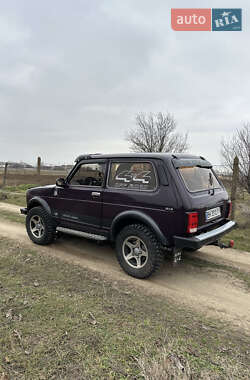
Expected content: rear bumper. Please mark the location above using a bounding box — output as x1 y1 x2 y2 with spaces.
20 207 27 215
174 220 236 250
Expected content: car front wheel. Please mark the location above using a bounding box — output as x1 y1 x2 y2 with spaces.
26 206 56 245
115 224 164 279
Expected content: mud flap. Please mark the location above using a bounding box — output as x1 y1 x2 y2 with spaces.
172 248 182 265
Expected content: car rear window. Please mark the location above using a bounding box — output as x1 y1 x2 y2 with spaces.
178 166 221 192
108 162 157 191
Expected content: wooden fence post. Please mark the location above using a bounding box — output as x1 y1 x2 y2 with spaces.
2 162 8 187
231 156 239 220
37 157 41 176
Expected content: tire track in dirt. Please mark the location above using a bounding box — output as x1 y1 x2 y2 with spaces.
0 202 22 213
0 209 249 333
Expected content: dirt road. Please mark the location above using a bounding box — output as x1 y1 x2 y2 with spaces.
0 202 250 332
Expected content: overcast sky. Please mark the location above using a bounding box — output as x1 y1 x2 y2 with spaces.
0 0 249 165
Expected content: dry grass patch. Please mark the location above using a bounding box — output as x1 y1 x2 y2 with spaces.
0 238 249 379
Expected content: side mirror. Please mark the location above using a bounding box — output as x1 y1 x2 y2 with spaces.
56 177 66 187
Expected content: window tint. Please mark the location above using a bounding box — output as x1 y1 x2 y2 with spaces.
179 167 220 192
108 162 156 191
70 162 106 187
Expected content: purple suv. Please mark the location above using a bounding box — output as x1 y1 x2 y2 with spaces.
21 153 235 278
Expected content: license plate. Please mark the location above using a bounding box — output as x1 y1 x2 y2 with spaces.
205 207 221 221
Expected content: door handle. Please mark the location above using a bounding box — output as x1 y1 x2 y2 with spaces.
91 191 101 197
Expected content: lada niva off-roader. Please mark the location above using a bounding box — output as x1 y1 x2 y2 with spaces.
21 153 235 279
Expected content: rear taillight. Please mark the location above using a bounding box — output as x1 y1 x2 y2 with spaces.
227 201 232 218
187 212 198 234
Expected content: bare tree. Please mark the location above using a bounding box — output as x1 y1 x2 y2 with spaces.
221 123 250 193
126 112 189 153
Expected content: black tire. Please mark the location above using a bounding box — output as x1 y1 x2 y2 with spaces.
26 206 56 245
115 224 164 279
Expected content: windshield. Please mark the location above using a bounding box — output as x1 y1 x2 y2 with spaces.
178 166 221 192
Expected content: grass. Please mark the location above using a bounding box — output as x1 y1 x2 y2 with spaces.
0 238 249 379
0 209 25 224
221 226 250 252
221 192 250 252
0 192 26 207
0 184 31 207
2 184 36 192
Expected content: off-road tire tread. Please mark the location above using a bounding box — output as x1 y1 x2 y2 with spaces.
115 223 164 279
26 206 56 245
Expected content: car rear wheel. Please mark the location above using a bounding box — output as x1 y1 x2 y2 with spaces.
115 224 164 279
26 206 56 245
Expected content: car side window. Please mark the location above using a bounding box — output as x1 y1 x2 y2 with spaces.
108 161 157 191
69 162 106 187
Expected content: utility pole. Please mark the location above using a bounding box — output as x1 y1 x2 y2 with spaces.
37 156 41 176
231 156 239 220
2 162 8 187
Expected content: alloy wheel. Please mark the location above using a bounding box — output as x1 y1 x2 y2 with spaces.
30 215 45 239
122 235 148 269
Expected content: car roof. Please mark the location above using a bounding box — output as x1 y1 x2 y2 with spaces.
75 153 205 162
